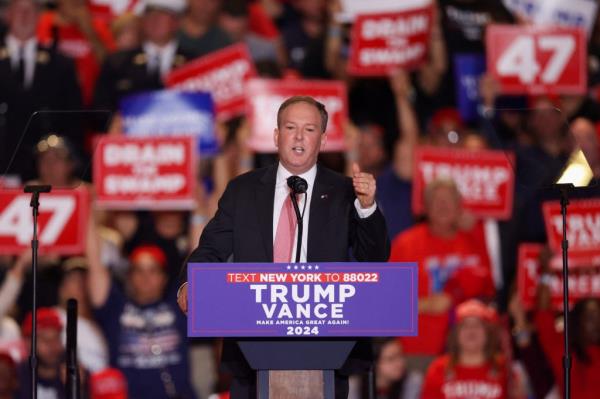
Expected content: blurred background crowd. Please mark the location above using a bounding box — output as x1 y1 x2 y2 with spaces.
0 0 600 398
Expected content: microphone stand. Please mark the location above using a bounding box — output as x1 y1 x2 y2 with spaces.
65 299 80 399
23 184 51 399
289 192 304 263
556 183 573 399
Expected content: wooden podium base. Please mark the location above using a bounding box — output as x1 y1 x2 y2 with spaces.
257 370 335 399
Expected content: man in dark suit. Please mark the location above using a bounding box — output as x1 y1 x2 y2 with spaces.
92 0 193 111
0 0 82 182
178 96 390 398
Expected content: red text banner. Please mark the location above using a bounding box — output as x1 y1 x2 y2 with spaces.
0 188 89 255
94 136 196 210
348 6 433 76
517 243 600 310
246 79 347 153
486 24 587 94
166 43 257 120
542 199 600 268
412 147 515 219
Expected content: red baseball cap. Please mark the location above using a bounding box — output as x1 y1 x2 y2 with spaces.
456 299 498 324
21 308 63 336
90 368 128 399
430 107 464 131
128 245 167 269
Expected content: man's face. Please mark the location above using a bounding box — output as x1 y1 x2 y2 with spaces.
426 185 461 231
142 9 178 45
37 149 74 187
6 0 38 40
36 329 64 369
128 254 167 304
189 0 221 21
274 102 326 175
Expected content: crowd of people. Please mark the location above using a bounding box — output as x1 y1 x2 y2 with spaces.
0 0 600 398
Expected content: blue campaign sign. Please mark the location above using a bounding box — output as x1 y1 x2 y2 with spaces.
453 54 486 123
119 90 218 155
187 262 418 337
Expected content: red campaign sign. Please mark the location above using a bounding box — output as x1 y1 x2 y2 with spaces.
542 199 600 268
93 136 196 210
348 6 433 76
165 43 257 120
517 243 600 310
245 79 348 153
412 147 515 219
486 24 587 94
0 188 89 255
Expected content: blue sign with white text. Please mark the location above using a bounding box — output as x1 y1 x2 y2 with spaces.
187 262 418 337
454 54 486 122
120 90 217 154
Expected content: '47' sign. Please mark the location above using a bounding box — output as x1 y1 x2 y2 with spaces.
0 189 89 255
486 25 586 94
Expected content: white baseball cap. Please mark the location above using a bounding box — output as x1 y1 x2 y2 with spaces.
140 0 187 14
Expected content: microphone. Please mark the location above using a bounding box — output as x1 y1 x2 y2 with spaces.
286 176 308 263
287 176 308 194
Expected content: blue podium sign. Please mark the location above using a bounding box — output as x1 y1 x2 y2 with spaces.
187 262 418 337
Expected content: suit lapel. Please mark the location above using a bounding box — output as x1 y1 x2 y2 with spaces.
256 165 277 261
307 165 335 262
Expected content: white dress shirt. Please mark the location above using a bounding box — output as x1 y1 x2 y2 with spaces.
273 163 377 263
6 35 37 88
143 40 177 77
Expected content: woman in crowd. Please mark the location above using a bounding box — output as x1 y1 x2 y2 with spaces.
421 300 517 399
358 338 422 399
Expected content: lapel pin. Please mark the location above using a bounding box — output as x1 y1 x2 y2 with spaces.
320 194 328 199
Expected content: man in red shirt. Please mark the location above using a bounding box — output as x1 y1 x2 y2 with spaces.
389 179 495 359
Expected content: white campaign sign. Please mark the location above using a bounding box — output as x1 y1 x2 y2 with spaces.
337 0 431 22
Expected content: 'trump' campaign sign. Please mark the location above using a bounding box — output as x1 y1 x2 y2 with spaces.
0 188 89 255
165 43 257 121
120 90 217 154
94 136 196 210
542 199 600 268
517 243 600 310
486 24 586 94
246 79 347 153
348 6 433 76
188 262 417 337
412 147 515 219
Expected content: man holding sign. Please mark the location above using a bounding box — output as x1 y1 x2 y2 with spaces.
178 96 390 398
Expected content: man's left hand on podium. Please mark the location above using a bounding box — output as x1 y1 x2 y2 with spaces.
177 282 188 315
352 163 376 209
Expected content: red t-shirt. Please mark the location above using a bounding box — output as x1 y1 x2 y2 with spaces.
534 310 600 399
389 223 494 355
37 11 116 105
421 355 508 399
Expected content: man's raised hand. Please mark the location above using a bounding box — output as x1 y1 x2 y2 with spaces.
352 163 376 209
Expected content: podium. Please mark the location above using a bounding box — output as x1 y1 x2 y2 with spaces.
187 262 418 398
238 340 355 398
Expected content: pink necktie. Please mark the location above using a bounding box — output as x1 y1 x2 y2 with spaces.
273 194 297 263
